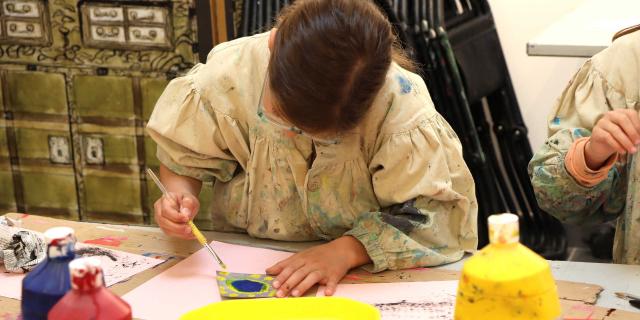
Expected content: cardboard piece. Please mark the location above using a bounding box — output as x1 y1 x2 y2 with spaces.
561 299 640 320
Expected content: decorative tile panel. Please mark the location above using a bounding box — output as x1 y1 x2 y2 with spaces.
81 3 172 50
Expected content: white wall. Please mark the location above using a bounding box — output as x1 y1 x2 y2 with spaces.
488 0 588 151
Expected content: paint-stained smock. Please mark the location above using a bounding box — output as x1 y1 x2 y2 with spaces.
147 33 478 272
529 30 640 264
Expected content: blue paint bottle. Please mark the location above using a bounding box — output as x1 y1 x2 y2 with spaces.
21 227 76 320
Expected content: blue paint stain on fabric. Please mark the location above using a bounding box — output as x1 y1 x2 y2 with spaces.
231 280 265 292
396 75 412 94
573 128 584 138
552 117 561 125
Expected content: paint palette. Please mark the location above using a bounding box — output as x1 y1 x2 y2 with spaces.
216 271 276 298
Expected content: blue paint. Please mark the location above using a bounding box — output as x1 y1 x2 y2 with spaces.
396 75 412 94
231 280 265 292
22 240 75 320
552 117 560 125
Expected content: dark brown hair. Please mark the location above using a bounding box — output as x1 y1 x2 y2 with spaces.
268 0 413 134
612 24 640 41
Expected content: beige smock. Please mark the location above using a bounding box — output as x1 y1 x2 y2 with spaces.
147 32 478 272
529 30 640 264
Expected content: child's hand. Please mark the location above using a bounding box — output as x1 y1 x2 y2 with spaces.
153 192 200 239
266 236 371 298
586 109 640 169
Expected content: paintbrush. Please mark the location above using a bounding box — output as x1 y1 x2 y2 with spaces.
615 292 640 310
146 168 227 269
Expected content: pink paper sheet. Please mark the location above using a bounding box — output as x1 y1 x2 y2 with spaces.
0 271 23 300
122 241 293 320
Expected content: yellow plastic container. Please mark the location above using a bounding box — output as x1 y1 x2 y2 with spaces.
454 213 561 320
180 297 380 320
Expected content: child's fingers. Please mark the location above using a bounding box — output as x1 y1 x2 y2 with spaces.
621 109 640 135
272 259 305 290
153 199 162 221
290 270 323 297
161 193 179 209
161 197 189 223
159 218 192 238
180 196 200 220
155 206 191 238
611 112 640 144
323 277 339 296
266 263 283 276
180 207 192 220
601 121 635 153
266 258 291 276
601 132 627 155
152 194 194 239
276 265 310 298
164 192 181 206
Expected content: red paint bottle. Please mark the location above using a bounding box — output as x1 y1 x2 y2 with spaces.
48 257 132 320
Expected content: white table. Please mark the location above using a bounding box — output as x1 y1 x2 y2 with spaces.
527 0 640 57
440 258 640 313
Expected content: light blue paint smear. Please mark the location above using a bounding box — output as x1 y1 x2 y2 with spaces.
396 75 412 95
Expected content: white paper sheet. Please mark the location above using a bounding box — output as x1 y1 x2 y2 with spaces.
318 280 459 320
0 243 165 300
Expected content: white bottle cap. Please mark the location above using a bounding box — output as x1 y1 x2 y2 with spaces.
44 227 75 245
69 257 104 290
488 213 520 244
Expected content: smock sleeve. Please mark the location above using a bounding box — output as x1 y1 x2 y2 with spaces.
345 113 478 272
528 31 640 224
146 65 240 183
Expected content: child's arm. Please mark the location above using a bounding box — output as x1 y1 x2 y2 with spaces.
342 114 477 273
529 31 640 225
146 66 243 239
159 163 202 196
529 127 627 225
